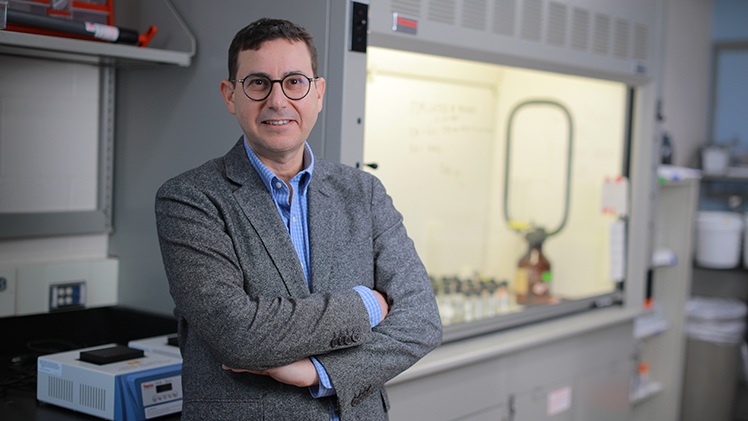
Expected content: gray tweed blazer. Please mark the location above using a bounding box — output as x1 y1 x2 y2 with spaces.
155 139 442 420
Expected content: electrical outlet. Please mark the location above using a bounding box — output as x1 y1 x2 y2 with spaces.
49 282 86 311
16 258 118 316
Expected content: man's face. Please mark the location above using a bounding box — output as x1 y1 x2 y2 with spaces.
221 39 325 162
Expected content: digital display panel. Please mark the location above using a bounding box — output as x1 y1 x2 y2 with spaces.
156 383 172 393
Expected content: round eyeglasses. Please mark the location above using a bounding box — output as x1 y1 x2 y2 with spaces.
230 73 320 101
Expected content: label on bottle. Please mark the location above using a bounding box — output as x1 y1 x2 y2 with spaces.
514 268 528 295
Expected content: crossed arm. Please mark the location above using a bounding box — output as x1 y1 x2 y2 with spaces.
156 159 442 418
222 290 390 387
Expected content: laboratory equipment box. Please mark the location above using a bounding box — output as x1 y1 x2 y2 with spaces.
37 343 182 420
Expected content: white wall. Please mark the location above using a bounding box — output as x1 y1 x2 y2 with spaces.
660 0 714 168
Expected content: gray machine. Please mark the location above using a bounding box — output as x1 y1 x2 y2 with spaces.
37 343 183 420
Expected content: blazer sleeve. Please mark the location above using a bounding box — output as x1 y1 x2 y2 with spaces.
313 174 443 419
155 171 373 371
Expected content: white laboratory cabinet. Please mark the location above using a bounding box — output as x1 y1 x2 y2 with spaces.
630 176 699 421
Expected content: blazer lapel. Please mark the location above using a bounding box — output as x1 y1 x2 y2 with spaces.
224 139 310 297
307 160 340 293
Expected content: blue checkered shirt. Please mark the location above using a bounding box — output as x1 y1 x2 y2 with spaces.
244 139 382 420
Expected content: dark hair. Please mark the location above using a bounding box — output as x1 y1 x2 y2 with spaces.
228 18 319 81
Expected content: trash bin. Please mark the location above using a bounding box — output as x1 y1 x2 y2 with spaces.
695 211 743 269
681 296 747 421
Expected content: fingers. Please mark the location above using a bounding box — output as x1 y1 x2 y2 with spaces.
222 364 263 374
223 359 318 387
372 290 389 321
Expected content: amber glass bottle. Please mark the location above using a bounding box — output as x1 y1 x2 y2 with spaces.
514 229 552 305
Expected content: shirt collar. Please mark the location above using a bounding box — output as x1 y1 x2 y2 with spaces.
243 136 315 193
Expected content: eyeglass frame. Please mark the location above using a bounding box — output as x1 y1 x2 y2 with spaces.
230 73 321 101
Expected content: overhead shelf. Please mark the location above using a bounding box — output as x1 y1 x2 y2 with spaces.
657 165 702 185
0 29 192 66
0 0 195 67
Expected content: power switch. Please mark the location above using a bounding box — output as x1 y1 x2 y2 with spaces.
350 1 368 53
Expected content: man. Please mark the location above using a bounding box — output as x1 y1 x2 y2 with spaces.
155 18 442 420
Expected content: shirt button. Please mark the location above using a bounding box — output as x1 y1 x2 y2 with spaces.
275 182 283 189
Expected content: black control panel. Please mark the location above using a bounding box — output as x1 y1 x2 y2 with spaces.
350 1 368 53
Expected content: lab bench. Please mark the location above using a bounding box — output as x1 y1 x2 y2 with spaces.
0 304 638 421
0 306 178 421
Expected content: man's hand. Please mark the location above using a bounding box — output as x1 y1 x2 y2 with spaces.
372 290 389 323
222 358 319 388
